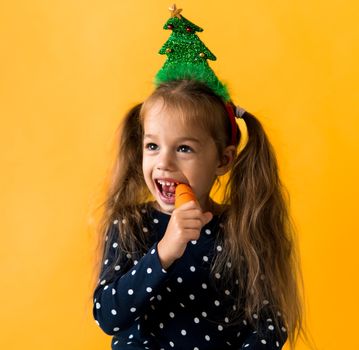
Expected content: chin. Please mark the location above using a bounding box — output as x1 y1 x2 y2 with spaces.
154 200 175 215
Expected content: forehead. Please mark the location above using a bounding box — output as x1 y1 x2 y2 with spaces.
142 98 207 136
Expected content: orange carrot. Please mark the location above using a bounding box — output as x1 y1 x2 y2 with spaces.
175 184 196 208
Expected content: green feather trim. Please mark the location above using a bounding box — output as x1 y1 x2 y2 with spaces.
154 62 230 102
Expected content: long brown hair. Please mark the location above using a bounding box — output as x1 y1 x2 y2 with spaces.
92 80 313 349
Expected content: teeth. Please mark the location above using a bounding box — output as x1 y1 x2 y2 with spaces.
157 180 178 186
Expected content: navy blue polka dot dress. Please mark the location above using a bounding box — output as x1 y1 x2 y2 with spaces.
93 205 288 349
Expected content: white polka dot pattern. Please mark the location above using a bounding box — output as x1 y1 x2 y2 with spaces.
92 207 288 349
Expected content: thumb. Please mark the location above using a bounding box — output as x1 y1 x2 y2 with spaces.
202 211 213 225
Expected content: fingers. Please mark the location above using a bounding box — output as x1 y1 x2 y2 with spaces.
180 228 202 239
158 200 214 268
203 211 213 225
174 200 198 211
178 219 202 230
174 203 212 228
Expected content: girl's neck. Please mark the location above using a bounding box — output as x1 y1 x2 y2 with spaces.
204 198 224 216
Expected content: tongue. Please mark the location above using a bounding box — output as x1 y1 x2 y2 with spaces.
163 184 176 193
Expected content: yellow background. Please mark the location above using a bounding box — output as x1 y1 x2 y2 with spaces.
1 0 358 349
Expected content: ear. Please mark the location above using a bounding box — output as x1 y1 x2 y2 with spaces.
216 145 237 176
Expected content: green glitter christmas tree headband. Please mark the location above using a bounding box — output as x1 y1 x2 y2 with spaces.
154 4 246 145
154 4 231 102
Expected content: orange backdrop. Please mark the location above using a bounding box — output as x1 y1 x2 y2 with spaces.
1 0 358 349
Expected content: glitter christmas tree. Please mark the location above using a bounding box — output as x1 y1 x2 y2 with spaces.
155 4 230 102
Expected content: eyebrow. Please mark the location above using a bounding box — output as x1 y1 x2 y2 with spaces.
143 134 201 144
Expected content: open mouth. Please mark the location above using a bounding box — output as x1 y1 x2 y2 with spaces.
155 179 180 202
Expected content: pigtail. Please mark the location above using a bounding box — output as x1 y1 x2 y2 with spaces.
111 103 147 207
221 111 304 349
92 104 151 286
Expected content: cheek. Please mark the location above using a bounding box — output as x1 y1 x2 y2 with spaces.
196 158 220 184
142 156 150 177
142 156 156 185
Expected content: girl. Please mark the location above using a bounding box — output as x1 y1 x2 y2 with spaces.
92 80 306 350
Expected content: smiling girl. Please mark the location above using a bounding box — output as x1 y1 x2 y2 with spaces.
92 5 307 350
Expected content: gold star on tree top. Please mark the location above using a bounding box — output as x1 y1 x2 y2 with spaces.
169 4 182 19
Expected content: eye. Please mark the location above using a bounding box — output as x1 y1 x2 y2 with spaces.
145 143 159 151
177 145 193 153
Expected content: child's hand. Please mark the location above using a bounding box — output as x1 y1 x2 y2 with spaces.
157 201 213 269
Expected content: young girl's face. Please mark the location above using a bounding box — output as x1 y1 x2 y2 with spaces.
142 99 223 214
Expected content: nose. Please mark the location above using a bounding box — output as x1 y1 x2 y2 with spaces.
156 148 175 171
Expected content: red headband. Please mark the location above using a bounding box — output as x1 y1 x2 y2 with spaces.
225 103 246 145
225 103 238 146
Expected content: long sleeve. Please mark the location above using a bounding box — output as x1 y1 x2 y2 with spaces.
92 208 290 349
239 310 288 349
92 222 169 335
